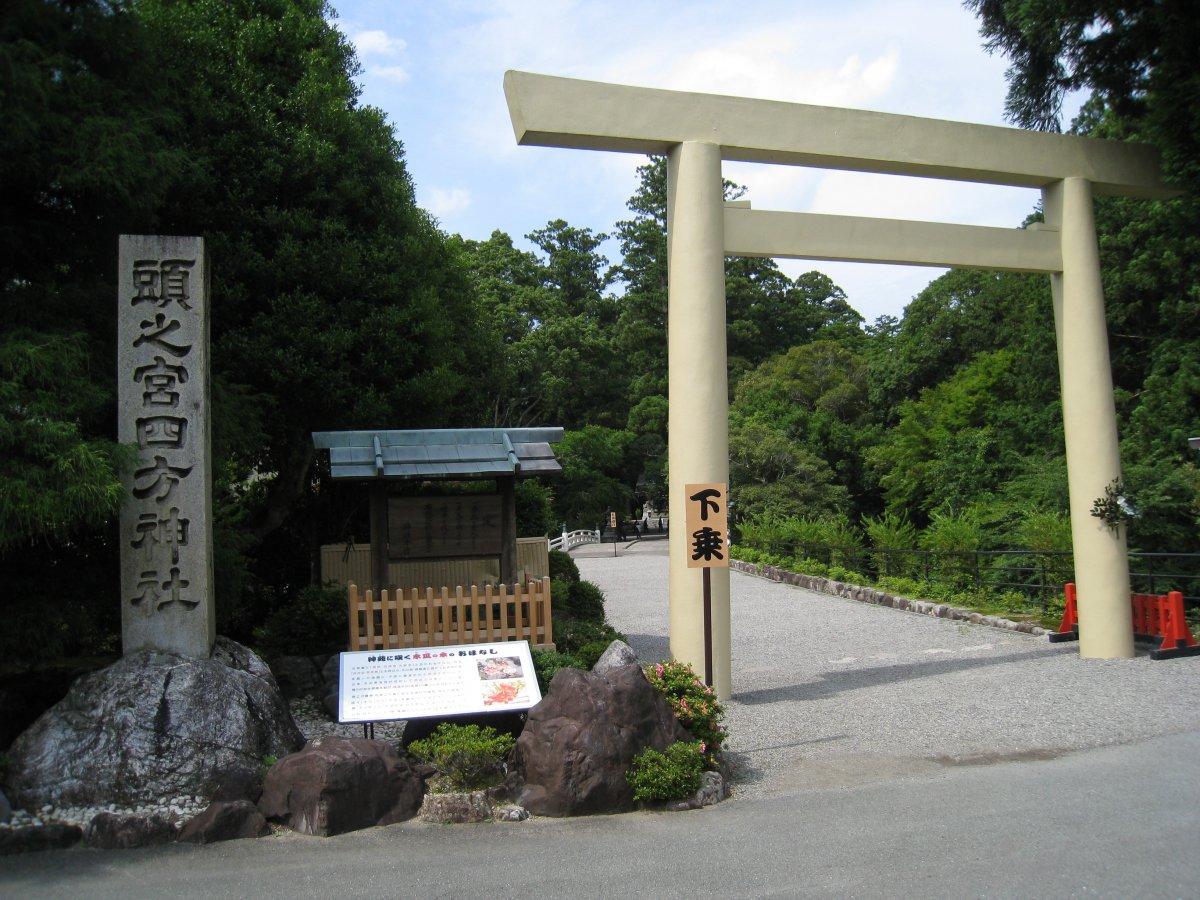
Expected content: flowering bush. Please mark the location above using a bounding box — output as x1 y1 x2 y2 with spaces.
643 660 726 763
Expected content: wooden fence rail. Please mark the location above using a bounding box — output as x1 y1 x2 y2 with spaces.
347 578 554 651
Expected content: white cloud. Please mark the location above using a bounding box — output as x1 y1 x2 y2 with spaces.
423 187 472 218
352 29 407 57
369 64 410 84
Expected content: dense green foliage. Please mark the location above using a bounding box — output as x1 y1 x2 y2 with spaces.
406 723 514 792
626 741 706 803
1 0 1196 668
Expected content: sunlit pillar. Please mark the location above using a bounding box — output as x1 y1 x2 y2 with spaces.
1042 177 1134 658
666 141 732 699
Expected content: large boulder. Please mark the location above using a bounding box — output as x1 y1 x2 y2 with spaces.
5 638 303 808
258 736 425 836
178 800 270 844
515 664 692 816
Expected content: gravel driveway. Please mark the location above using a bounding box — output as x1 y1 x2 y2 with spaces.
575 541 1200 799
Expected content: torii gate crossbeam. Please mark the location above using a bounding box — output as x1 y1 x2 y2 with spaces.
504 71 1177 699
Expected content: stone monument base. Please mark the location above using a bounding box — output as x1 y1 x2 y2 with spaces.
4 638 302 808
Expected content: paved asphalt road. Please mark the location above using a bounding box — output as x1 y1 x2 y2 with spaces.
3 731 1198 898
4 540 1198 897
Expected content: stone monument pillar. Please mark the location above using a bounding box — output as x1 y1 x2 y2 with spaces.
117 235 215 658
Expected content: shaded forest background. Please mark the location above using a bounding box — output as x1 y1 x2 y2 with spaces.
1 0 1196 665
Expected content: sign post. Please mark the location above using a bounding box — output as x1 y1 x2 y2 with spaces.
609 510 618 557
684 482 729 687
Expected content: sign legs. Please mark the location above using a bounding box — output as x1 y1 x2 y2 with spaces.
1043 177 1135 658
667 142 732 700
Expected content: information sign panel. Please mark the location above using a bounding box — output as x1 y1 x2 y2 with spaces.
387 495 502 560
338 640 542 724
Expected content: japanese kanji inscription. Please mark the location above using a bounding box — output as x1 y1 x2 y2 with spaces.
118 236 214 657
684 482 729 569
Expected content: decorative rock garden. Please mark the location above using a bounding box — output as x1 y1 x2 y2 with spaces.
0 639 731 855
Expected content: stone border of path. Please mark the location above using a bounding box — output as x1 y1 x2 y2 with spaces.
732 560 1048 638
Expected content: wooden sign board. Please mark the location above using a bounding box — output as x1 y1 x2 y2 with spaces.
684 482 729 568
387 495 501 560
609 511 618 528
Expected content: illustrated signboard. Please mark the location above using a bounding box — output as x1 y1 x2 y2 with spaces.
387 495 502 560
117 235 214 658
684 482 729 568
338 639 542 723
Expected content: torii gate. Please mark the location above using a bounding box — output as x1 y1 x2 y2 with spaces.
503 71 1176 699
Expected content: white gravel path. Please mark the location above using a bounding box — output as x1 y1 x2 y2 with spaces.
575 540 1200 799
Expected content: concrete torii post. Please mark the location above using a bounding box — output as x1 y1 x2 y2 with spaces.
504 72 1176 696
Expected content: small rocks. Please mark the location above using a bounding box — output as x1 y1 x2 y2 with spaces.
494 804 530 822
178 800 270 844
84 812 178 850
591 639 639 674
0 823 82 856
663 771 727 811
418 791 493 824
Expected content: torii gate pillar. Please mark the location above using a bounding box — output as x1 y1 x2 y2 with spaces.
666 142 732 698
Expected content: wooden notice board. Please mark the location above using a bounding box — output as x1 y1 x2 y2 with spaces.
684 482 729 568
388 495 502 560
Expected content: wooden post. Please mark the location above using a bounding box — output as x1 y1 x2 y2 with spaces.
369 482 388 593
499 476 517 586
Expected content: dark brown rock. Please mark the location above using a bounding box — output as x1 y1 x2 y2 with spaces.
515 664 692 817
258 736 424 836
0 823 82 855
84 812 177 850
178 800 270 844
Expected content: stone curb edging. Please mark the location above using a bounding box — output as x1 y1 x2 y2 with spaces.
731 560 1048 637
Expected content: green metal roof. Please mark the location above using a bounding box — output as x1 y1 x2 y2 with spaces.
311 427 564 480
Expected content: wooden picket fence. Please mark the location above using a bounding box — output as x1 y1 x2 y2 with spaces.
346 577 554 651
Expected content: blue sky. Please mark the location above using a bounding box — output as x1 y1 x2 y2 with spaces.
331 0 1079 323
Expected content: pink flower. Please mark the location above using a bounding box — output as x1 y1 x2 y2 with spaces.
699 742 707 753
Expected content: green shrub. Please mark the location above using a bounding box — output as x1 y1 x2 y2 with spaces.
574 640 612 669
865 511 919 577
548 549 581 583
253 583 345 660
530 648 582 692
553 617 624 658
407 723 515 791
644 660 726 762
626 741 706 803
563 579 605 622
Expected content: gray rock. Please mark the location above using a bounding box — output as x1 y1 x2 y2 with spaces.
5 639 303 808
84 812 177 850
418 790 493 824
258 736 424 836
516 664 692 817
0 823 82 856
178 800 270 844
321 654 340 689
591 639 639 674
663 771 727 811
494 804 530 822
322 691 339 719
0 789 10 824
